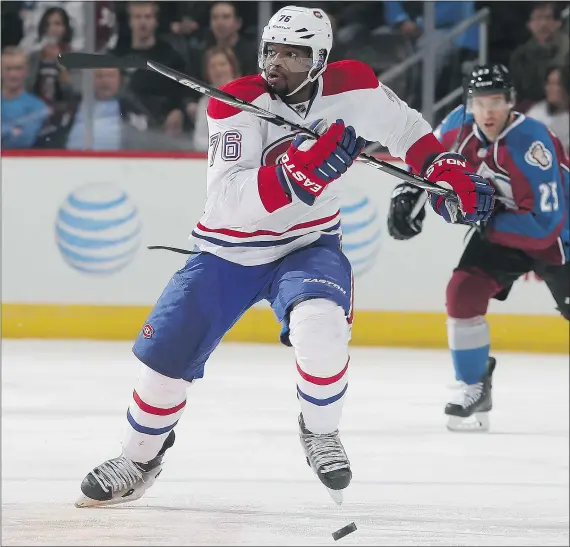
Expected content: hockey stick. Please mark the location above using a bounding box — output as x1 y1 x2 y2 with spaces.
59 52 457 199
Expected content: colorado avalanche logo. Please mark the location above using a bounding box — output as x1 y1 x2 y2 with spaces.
262 135 297 166
525 141 552 170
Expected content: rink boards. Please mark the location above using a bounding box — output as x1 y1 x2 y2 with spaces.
2 150 567 353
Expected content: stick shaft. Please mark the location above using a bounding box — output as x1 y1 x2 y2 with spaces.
58 52 456 199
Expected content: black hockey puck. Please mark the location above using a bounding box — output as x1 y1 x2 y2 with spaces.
332 522 357 541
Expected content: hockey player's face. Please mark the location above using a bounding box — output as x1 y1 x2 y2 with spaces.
471 94 511 140
264 43 312 98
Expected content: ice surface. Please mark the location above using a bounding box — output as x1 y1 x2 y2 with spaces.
2 340 568 546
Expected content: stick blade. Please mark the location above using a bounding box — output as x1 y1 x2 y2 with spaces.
58 52 148 71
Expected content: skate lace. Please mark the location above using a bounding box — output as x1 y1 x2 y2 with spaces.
91 456 144 494
303 431 349 474
454 382 484 408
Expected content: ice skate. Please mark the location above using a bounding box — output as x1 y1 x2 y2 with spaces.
445 357 496 432
298 414 351 504
75 430 175 508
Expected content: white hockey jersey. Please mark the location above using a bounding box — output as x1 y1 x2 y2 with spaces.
190 60 443 266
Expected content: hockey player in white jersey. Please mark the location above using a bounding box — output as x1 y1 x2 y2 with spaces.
75 5 495 507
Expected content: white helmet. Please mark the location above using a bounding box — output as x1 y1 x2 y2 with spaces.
258 5 333 96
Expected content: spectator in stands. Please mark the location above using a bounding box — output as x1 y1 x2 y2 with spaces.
1 46 49 148
325 2 385 47
384 1 480 108
510 2 569 111
94 1 119 52
26 6 81 104
193 47 241 151
65 68 151 150
384 1 480 70
1 1 24 49
168 2 207 51
526 66 570 152
19 1 85 52
19 0 85 55
17 1 116 54
477 2 532 68
205 2 258 76
110 1 198 137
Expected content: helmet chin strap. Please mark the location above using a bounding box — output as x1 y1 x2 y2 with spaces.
285 66 322 97
494 105 516 136
498 111 513 135
498 108 516 135
286 74 313 97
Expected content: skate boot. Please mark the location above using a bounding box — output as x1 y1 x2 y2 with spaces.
298 414 351 505
75 430 175 508
445 357 496 432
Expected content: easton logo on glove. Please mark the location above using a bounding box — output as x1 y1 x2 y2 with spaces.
423 152 495 223
257 118 366 211
425 157 468 178
281 152 323 194
277 118 366 205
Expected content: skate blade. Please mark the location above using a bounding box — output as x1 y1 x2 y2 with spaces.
75 490 145 508
326 487 344 505
447 412 490 432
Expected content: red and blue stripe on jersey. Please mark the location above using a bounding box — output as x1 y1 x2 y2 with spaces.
192 211 341 248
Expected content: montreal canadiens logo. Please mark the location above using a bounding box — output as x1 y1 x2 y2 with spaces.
262 135 297 166
142 324 154 339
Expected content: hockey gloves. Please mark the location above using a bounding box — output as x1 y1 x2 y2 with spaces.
387 183 427 240
423 153 495 224
277 118 367 206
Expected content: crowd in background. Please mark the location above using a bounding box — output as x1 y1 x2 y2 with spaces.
2 1 569 153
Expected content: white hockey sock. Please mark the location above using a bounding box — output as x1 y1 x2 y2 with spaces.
122 363 192 463
289 299 351 434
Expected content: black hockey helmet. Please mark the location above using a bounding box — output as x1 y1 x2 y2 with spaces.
465 63 516 108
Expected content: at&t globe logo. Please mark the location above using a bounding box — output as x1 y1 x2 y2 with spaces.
55 182 142 274
340 185 382 276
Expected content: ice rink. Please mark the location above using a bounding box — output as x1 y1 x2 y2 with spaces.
2 340 569 546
